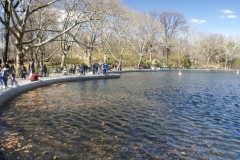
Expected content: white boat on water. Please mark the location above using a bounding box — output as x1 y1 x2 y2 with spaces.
178 70 182 76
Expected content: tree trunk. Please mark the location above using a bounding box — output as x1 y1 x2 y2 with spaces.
36 60 40 74
15 50 24 77
61 54 66 68
224 54 227 69
2 1 11 64
16 54 20 77
166 48 170 67
230 57 232 69
206 57 209 68
137 55 143 68
2 28 10 64
149 52 152 62
104 54 107 63
117 54 123 70
87 50 92 67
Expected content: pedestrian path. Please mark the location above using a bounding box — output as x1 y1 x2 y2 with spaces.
1 72 89 88
0 72 120 107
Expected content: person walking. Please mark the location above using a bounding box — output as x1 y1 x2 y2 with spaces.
98 64 102 75
43 64 47 77
28 59 35 78
84 64 88 74
80 62 85 75
5 61 10 69
9 62 15 74
69 64 73 74
76 65 80 73
92 62 96 75
103 62 108 75
72 64 76 74
10 70 17 86
62 65 67 75
95 63 99 75
20 64 27 79
30 59 35 73
2 66 9 89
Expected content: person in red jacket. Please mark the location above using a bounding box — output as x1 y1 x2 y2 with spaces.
30 71 39 81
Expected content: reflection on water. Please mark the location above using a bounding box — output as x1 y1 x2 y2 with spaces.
0 70 240 159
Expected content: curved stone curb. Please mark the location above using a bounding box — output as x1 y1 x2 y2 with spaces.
0 74 120 108
108 70 160 74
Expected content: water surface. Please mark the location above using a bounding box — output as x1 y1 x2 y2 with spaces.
0 70 240 159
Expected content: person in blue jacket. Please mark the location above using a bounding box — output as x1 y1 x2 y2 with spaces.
2 66 9 88
80 62 85 75
102 62 108 75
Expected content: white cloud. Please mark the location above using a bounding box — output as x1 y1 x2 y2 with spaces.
221 9 237 19
191 18 206 24
221 9 234 14
227 15 237 19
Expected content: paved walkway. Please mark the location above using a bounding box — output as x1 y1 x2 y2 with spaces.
0 71 120 107
1 71 93 88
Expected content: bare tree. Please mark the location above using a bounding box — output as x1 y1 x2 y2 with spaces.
74 0 123 66
76 20 101 66
147 10 160 62
185 29 202 67
0 0 20 64
159 11 188 66
100 0 127 66
127 11 159 68
31 7 61 72
0 0 86 75
110 16 128 70
58 0 86 68
100 31 112 63
199 33 224 68
221 34 240 69
173 38 187 68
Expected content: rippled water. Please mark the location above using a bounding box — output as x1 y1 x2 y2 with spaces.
0 70 240 159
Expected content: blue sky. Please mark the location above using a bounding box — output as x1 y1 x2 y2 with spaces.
122 0 240 35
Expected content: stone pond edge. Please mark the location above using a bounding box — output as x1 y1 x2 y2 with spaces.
0 74 120 108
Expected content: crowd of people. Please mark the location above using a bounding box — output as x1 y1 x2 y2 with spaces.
0 61 17 89
0 60 112 90
53 62 109 76
0 59 39 89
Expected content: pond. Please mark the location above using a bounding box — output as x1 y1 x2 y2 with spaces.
0 70 240 159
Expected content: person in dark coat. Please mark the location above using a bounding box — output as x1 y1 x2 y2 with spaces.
80 63 85 75
43 64 47 77
20 64 27 79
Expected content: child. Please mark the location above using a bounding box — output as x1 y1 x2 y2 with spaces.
10 70 17 86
